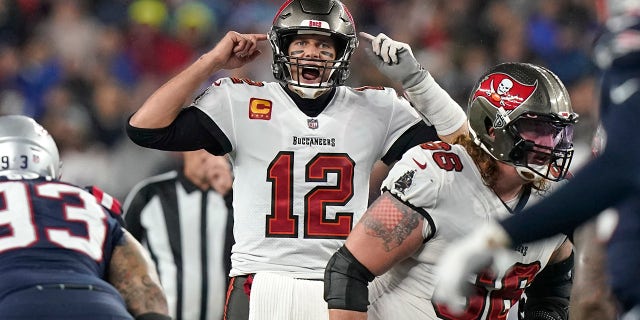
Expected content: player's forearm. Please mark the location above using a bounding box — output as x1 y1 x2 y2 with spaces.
329 309 367 320
130 53 222 129
121 276 169 317
570 222 618 320
501 152 636 246
109 233 169 316
404 72 467 140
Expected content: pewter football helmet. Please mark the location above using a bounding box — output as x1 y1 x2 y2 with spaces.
467 63 578 181
0 115 61 179
269 0 358 89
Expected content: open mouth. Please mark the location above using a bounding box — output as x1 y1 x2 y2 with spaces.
301 67 321 81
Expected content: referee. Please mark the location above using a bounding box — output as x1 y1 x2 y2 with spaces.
123 150 234 320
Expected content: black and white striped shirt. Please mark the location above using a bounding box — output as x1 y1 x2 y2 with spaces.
123 170 233 320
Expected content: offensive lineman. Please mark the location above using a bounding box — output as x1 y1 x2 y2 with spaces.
324 58 576 319
433 1 640 318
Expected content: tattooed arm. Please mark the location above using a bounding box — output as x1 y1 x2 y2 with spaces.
109 230 170 318
327 192 425 320
346 191 425 275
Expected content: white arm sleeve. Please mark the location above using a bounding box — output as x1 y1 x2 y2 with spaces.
405 72 467 136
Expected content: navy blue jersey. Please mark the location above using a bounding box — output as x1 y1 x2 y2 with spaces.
0 175 125 300
495 16 640 314
501 17 640 245
607 198 640 311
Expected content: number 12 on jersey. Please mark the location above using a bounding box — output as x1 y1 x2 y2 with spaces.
265 152 355 239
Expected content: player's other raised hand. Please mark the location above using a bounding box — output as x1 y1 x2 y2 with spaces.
208 31 268 71
359 32 425 89
358 31 467 141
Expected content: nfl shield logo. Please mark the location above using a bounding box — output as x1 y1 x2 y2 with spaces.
307 118 319 129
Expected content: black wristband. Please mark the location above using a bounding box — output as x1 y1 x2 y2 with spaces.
135 312 172 320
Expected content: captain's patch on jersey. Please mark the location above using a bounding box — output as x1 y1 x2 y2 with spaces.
249 98 273 120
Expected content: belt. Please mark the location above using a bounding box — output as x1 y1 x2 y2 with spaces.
34 284 110 292
233 274 322 281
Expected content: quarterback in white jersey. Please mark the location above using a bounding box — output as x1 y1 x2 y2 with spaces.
195 77 426 279
126 0 467 319
325 62 577 320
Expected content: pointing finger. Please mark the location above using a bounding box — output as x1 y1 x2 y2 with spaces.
359 32 375 42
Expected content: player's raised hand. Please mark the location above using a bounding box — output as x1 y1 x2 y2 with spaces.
209 31 268 71
359 32 425 88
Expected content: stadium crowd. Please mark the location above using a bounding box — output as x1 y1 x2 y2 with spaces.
0 0 601 200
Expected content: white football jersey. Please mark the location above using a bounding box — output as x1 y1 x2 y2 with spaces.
368 141 567 320
194 78 423 279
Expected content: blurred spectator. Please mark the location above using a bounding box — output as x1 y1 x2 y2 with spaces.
35 0 102 79
527 0 562 61
88 80 129 147
16 35 63 120
0 0 602 208
126 0 194 79
222 0 277 33
94 25 138 87
546 7 597 86
39 82 93 154
172 1 217 53
0 0 28 45
0 44 25 115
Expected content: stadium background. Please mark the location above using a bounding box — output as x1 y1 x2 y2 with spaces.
0 0 600 200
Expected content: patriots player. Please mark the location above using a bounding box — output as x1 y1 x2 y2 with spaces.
434 1 640 319
126 0 465 319
0 115 169 319
324 62 577 320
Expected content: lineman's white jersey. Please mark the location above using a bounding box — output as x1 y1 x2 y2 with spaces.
194 78 424 279
369 141 567 320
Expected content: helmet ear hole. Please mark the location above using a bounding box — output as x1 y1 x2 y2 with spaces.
509 144 524 163
483 117 493 134
281 34 295 55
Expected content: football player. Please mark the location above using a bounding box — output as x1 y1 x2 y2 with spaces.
125 0 465 319
433 1 640 319
0 115 169 319
324 62 576 320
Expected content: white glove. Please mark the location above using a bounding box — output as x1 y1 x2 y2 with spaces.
360 32 466 136
432 221 513 314
360 32 427 88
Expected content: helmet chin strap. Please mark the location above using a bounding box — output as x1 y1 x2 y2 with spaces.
288 82 330 99
515 166 544 181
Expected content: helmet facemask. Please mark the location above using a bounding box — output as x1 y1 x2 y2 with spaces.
506 114 576 181
274 32 352 93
